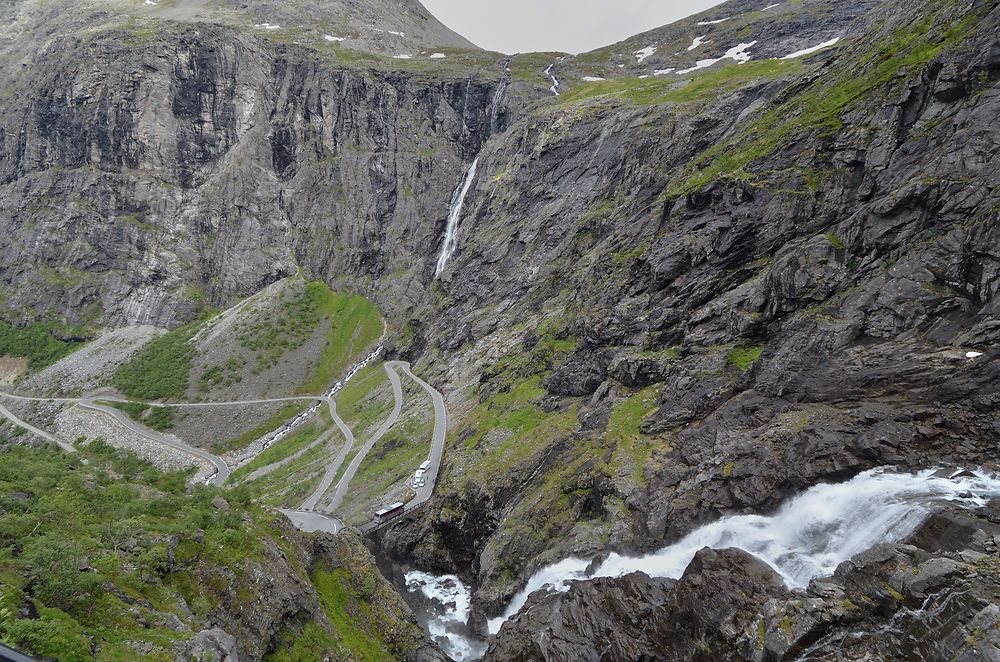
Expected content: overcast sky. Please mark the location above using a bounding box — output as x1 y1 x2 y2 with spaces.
420 0 727 54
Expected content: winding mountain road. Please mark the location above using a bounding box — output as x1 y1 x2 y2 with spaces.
0 403 76 453
325 363 405 512
301 399 357 511
394 362 447 507
78 400 231 483
0 356 451 532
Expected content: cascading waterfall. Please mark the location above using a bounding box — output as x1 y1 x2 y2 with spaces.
544 61 560 95
433 157 479 277
405 572 485 661
488 468 1000 633
489 79 507 135
404 468 1000 656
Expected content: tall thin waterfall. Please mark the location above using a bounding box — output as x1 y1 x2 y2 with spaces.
434 157 479 277
544 61 560 95
490 79 507 134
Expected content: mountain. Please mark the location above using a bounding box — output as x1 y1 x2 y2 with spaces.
0 0 999 659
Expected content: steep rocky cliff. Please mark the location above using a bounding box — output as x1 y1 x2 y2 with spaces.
381 0 1000 622
1 0 999 658
0 0 523 329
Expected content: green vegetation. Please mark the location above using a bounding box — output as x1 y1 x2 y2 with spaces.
824 232 846 250
101 401 176 432
238 282 335 373
311 570 393 661
336 363 391 432
230 416 329 482
553 59 800 108
728 344 765 371
267 568 397 661
671 5 989 195
234 280 381 394
0 443 261 660
459 376 579 480
297 287 383 395
112 316 211 400
343 414 431 521
482 317 577 390
198 358 245 391
212 403 305 454
510 52 563 85
0 441 408 660
607 385 663 481
0 320 84 370
236 443 328 507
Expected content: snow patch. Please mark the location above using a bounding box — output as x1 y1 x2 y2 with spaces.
429 52 446 59
143 0 157 5
323 35 345 43
582 76 606 82
393 54 412 59
254 23 281 31
966 351 985 359
654 68 675 76
697 17 730 25
634 46 657 63
678 41 756 74
780 37 841 60
688 35 709 51
638 75 650 79
763 3 781 10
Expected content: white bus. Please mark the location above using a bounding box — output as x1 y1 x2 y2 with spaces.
419 460 432 472
374 502 405 524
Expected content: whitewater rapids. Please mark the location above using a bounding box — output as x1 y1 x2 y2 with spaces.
488 467 1000 633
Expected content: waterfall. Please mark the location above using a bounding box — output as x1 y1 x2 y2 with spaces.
489 80 507 135
406 468 1000 653
434 157 479 277
544 61 560 96
405 571 484 661
485 468 1000 634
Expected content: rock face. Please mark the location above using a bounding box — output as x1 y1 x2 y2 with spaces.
383 0 1000 620
0 1 521 328
2 0 1000 658
485 505 1000 661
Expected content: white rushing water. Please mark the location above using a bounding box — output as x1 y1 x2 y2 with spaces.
434 158 479 277
489 80 507 135
544 61 561 95
405 571 485 661
485 468 1000 634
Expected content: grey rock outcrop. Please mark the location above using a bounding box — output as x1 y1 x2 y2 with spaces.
485 505 1000 661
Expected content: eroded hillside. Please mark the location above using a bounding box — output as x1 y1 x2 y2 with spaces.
0 0 998 659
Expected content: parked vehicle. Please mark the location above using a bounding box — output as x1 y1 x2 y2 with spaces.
374 502 405 524
419 460 432 472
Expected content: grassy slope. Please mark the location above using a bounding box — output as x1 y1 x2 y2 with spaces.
0 321 85 370
0 442 419 661
0 443 259 660
111 315 212 400
230 411 331 483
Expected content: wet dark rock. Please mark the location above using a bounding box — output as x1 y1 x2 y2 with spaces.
486 506 1000 661
543 349 611 397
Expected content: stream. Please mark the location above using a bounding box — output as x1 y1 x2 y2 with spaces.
402 467 1000 659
